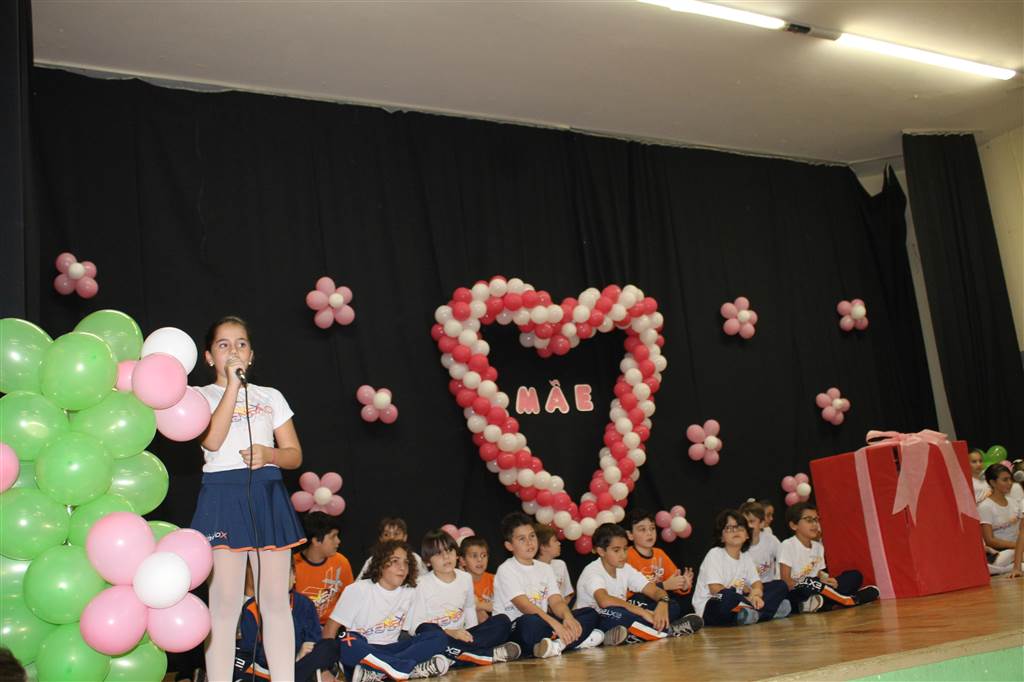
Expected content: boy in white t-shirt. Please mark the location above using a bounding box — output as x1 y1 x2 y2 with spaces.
534 524 574 604
405 530 520 667
577 523 704 643
779 502 879 614
739 501 780 582
323 541 450 681
492 512 600 658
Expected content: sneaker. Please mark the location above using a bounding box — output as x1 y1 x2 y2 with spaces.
533 637 565 659
667 613 704 636
601 626 628 646
409 654 452 679
773 599 792 619
492 641 521 663
735 607 759 625
800 595 824 613
350 666 387 682
855 586 880 605
575 628 605 649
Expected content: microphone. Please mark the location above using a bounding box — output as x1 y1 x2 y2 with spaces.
235 367 248 385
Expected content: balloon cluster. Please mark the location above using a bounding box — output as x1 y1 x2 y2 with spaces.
82 514 211 655
53 251 99 299
655 506 691 543
686 419 722 466
720 296 757 339
306 276 355 329
837 299 869 332
815 387 850 425
781 473 812 506
432 278 667 555
0 311 196 681
356 385 399 424
291 472 346 516
440 524 476 545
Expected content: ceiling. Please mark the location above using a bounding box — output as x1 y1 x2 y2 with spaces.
31 0 1024 165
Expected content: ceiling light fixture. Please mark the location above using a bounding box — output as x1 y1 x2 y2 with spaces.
637 0 785 31
835 33 1016 81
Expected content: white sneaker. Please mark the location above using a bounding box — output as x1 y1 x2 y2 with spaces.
350 666 387 682
575 628 607 649
601 626 628 646
533 637 565 658
409 654 451 678
492 641 522 663
800 595 824 613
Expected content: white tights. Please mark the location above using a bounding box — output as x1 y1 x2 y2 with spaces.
206 549 295 681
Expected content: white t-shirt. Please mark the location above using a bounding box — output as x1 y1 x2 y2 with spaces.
973 477 991 504
575 558 650 611
357 553 428 581
492 557 560 621
405 569 477 633
978 497 1023 545
692 547 761 617
746 532 781 582
198 383 293 473
547 559 574 598
778 536 826 581
328 579 413 645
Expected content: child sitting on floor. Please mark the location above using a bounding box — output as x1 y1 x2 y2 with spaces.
758 499 777 536
324 540 450 681
492 512 601 658
970 449 991 504
356 517 428 580
779 502 879 612
576 523 703 644
534 524 574 604
979 464 1024 575
457 536 494 623
625 509 695 614
739 501 780 583
406 530 520 667
692 510 792 626
293 511 355 625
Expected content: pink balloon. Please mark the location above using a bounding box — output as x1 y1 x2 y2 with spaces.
703 451 720 466
379 405 398 424
86 512 156 585
54 273 75 295
360 405 379 422
794 473 809 484
132 353 187 409
734 296 750 310
719 302 738 319
356 385 376 406
660 528 677 542
76 277 99 299
324 495 346 516
685 424 705 442
703 419 720 437
315 277 336 295
458 526 475 538
826 387 841 399
822 406 837 421
687 443 705 461
157 529 213 590
670 505 686 517
115 360 137 392
55 252 76 272
313 308 334 329
299 472 321 493
337 286 353 303
320 472 343 492
785 492 800 506
723 318 741 336
815 393 831 409
80 586 148 655
748 311 758 324
81 261 97 278
441 524 459 538
839 316 855 332
291 491 315 512
781 476 797 493
147 593 210 653
0 443 20 493
306 290 329 310
837 300 852 315
334 305 355 326
831 412 845 426
855 318 869 330
155 387 212 442
655 511 672 528
739 323 755 339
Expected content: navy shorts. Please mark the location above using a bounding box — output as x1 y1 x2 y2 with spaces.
191 467 306 551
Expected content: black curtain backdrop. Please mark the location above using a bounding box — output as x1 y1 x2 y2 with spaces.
22 68 938 575
903 134 1024 458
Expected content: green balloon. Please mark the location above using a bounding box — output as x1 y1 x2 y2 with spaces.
0 318 52 394
12 459 37 489
0 594 58 665
39 332 117 411
35 432 113 507
70 391 156 459
74 310 143 363
147 520 179 542
0 489 69 560
107 451 168 515
68 495 135 546
24 662 38 682
0 392 69 461
986 445 1009 465
0 556 32 601
36 623 111 682
24 546 106 625
104 638 167 682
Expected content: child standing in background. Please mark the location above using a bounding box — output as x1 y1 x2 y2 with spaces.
534 524 574 604
356 518 428 580
458 536 494 623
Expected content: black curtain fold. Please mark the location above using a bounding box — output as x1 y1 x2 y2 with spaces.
21 68 938 573
903 133 1024 456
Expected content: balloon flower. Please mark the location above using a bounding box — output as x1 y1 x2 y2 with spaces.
815 387 850 425
721 296 757 339
292 471 346 515
306 276 355 329
781 473 812 506
53 251 99 299
686 419 722 466
440 524 476 545
655 505 691 542
356 385 398 424
837 299 869 332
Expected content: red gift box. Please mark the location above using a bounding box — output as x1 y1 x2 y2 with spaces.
810 430 989 599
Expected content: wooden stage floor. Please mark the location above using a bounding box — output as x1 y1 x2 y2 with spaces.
451 578 1024 682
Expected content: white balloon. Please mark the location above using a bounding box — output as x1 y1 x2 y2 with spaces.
570 336 580 348
484 425 502 442
495 392 510 409
458 330 478 346
561 323 577 338
615 418 634 435
642 417 652 429
472 340 490 356
581 492 597 503
654 355 668 372
133 552 191 609
489 278 508 297
549 475 565 492
609 304 627 322
443 320 463 337
796 482 812 497
620 357 638 373
851 304 867 320
498 468 518 485
486 460 500 473
598 446 611 459
469 300 487 319
477 380 497 398
496 311 514 325
641 401 656 417
704 436 721 451
372 391 392 410
519 333 536 348
512 309 531 325
737 310 751 324
534 338 549 349
440 353 454 369
596 510 615 525
471 282 490 300
628 448 647 466
831 398 844 411
631 315 651 332
632 383 652 401
314 486 333 506
522 500 539 515
610 482 628 500
553 511 572 529
547 305 563 323
449 363 467 380
611 505 626 523
530 306 549 324
630 469 640 481
515 433 528 450
467 415 486 433
564 522 583 541
603 466 622 484
499 433 519 452
517 469 536 487
464 318 480 332
573 305 591 324
600 454 617 470
598 317 615 333
580 288 601 306
580 517 598 536
650 312 664 329
67 262 85 280
609 407 627 422
670 516 689 534
434 305 453 324
463 407 474 419
506 277 525 294
624 368 643 386
640 328 658 345
462 371 481 389
142 327 198 374
623 432 641 449
535 506 555 524
533 471 552 489
619 292 637 309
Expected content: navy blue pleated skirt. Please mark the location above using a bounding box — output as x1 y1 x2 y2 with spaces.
190 467 306 551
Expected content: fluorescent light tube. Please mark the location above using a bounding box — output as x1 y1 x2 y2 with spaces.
836 33 1016 80
638 0 786 31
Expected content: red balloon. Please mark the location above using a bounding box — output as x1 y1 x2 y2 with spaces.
629 303 645 318
602 285 621 300
472 397 492 415
588 310 605 326
594 296 612 313
496 452 516 470
479 443 499 461
453 287 472 303
638 360 656 377
590 478 609 495
535 323 554 339
504 293 523 310
617 457 636 478
505 483 521 494
643 297 658 314
645 377 661 394
518 322 535 333
519 487 538 501
575 536 593 554
592 469 604 479
472 433 486 446
613 382 631 398
556 528 567 541
568 503 579 519
628 408 645 425
502 417 520 434
537 347 553 358
430 324 443 341
452 301 471 321
452 345 472 363
610 441 628 458
597 492 614 510
553 492 572 511
537 490 554 507
656 335 665 346
625 477 636 492
484 367 498 381
448 380 463 396
515 450 532 469
561 302 575 321
537 291 552 306
603 431 622 447
632 345 649 362
522 291 540 308
550 336 570 356
438 336 457 353
480 313 495 325
579 500 598 518
636 425 651 442
619 393 638 410
487 407 508 425
456 390 477 408
468 355 489 372
486 297 505 317
529 457 543 473
577 323 593 339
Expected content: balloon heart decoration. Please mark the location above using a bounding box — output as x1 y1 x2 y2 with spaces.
432 277 666 554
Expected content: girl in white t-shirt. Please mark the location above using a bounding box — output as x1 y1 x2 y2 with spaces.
970 449 991 504
324 541 450 681
190 316 306 681
979 464 1024 574
406 530 520 667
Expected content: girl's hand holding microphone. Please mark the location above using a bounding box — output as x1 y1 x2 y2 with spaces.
225 352 246 388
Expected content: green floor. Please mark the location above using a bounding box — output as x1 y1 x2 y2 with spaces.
851 646 1024 682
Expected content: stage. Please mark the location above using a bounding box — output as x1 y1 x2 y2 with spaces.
446 578 1023 682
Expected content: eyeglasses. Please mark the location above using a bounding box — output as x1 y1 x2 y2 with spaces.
800 517 821 524
723 525 747 533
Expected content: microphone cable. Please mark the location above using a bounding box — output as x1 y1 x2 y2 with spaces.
239 375 265 682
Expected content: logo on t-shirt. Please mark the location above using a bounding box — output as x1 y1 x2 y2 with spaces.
231 401 273 423
755 560 773 579
527 586 550 607
428 608 465 628
795 557 823 579
360 614 405 637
